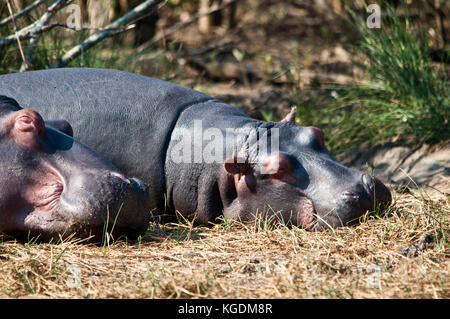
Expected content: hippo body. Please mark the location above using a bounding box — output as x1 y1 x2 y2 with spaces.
0 68 391 230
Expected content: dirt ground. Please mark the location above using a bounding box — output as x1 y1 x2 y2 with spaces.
0 184 448 299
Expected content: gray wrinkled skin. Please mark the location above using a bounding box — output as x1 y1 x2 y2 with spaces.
0 68 391 230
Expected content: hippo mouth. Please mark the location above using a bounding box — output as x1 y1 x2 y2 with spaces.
262 194 318 230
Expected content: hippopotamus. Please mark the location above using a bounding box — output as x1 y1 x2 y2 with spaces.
0 68 391 230
0 95 150 241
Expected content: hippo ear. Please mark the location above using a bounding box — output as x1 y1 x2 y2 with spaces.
224 156 252 175
280 106 297 124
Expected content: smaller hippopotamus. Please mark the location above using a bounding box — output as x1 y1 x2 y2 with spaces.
0 96 151 241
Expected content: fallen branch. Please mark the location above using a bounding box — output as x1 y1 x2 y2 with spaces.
21 21 142 34
17 1 56 71
137 0 238 53
23 20 108 72
0 0 49 28
0 0 73 48
186 57 265 83
20 31 45 71
50 0 165 68
186 39 233 56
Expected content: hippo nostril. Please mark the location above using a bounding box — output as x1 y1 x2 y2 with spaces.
110 172 131 184
130 177 148 192
108 173 148 194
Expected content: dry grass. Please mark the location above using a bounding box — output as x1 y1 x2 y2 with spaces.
0 185 448 299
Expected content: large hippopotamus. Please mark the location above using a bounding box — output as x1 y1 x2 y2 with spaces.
0 95 150 241
0 68 391 230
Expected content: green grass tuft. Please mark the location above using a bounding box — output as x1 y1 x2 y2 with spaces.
294 3 449 154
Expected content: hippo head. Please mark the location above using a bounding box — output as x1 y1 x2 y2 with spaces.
0 96 151 241
220 108 391 230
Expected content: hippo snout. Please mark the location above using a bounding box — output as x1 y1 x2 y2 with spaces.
94 173 151 238
361 173 392 210
51 171 152 241
338 174 391 225
341 174 390 207
314 173 392 230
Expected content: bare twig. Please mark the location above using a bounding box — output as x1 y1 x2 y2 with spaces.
21 21 140 34
50 0 165 68
0 0 73 49
6 0 30 70
18 1 55 71
137 0 238 53
0 0 49 29
19 34 40 71
17 0 71 71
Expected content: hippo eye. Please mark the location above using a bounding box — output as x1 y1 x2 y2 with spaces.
262 154 297 184
18 115 33 123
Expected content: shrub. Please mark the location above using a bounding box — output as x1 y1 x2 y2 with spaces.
298 4 449 154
